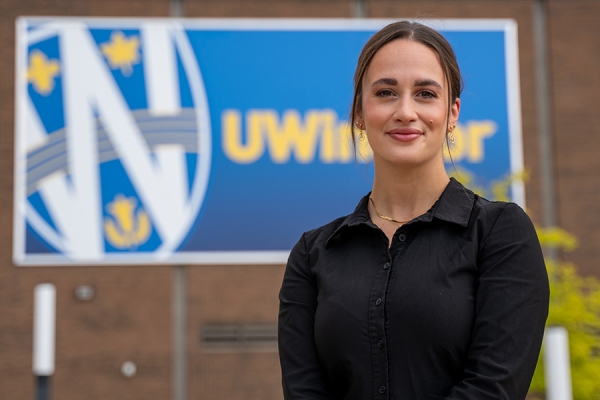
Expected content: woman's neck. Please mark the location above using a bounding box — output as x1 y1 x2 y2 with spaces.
369 159 450 223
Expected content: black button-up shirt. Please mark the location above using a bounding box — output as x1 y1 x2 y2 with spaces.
278 178 549 400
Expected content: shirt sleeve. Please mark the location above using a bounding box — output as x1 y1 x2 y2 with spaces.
278 234 332 400
445 203 550 400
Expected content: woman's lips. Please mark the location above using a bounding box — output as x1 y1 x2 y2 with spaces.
387 128 423 142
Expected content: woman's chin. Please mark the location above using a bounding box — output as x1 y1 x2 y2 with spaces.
375 151 441 169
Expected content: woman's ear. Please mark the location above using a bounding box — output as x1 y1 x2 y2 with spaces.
355 117 364 128
450 98 461 126
354 108 364 129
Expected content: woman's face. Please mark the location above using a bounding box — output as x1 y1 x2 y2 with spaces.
357 39 460 169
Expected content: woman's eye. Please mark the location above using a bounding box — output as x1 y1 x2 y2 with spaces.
417 91 436 99
375 89 395 97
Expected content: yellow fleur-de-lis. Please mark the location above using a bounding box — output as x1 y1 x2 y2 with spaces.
27 50 60 95
104 194 151 249
100 31 140 76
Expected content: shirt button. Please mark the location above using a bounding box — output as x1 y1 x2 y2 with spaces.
399 233 406 241
375 298 382 306
377 339 384 348
379 385 386 394
383 262 390 270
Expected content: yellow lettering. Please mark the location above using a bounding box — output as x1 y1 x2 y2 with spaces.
338 122 354 163
319 111 337 163
222 108 378 164
467 121 497 163
222 109 264 164
444 120 497 164
258 110 322 164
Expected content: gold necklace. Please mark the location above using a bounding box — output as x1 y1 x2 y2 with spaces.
369 197 410 225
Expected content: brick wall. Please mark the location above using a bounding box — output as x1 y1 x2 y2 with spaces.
1 1 598 399
547 0 600 276
1 2 173 400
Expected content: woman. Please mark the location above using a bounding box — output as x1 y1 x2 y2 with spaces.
278 21 549 400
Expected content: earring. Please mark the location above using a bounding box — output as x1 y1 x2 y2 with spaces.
448 125 456 144
356 122 365 140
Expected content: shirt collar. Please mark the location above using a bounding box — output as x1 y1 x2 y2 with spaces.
326 178 474 246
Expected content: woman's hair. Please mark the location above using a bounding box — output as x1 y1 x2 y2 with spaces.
350 20 463 151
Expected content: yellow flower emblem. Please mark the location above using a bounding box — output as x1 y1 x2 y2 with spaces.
100 31 140 76
27 50 60 95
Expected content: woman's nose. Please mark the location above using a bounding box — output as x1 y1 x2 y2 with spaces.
393 97 418 122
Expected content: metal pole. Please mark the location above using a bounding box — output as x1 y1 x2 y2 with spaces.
169 2 187 398
170 0 184 19
351 0 367 18
533 0 558 260
544 326 573 400
33 283 56 400
173 265 187 400
36 376 50 400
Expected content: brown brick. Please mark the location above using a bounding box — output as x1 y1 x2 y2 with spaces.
2 1 600 399
547 0 600 276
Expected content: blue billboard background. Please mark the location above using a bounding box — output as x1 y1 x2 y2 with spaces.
14 19 522 264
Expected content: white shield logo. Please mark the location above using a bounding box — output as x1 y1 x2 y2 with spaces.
14 19 212 264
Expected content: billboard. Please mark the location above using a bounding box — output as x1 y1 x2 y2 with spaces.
14 18 523 265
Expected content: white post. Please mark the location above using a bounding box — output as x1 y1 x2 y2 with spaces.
544 326 573 400
33 283 56 376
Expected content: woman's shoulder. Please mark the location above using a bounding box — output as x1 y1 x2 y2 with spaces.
295 194 370 251
299 214 352 250
435 178 534 231
470 194 537 238
472 194 530 220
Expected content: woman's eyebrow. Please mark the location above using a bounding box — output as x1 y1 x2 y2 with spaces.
370 77 442 89
371 77 397 87
414 79 442 89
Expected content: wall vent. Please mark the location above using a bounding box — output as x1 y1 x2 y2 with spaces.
200 324 278 353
